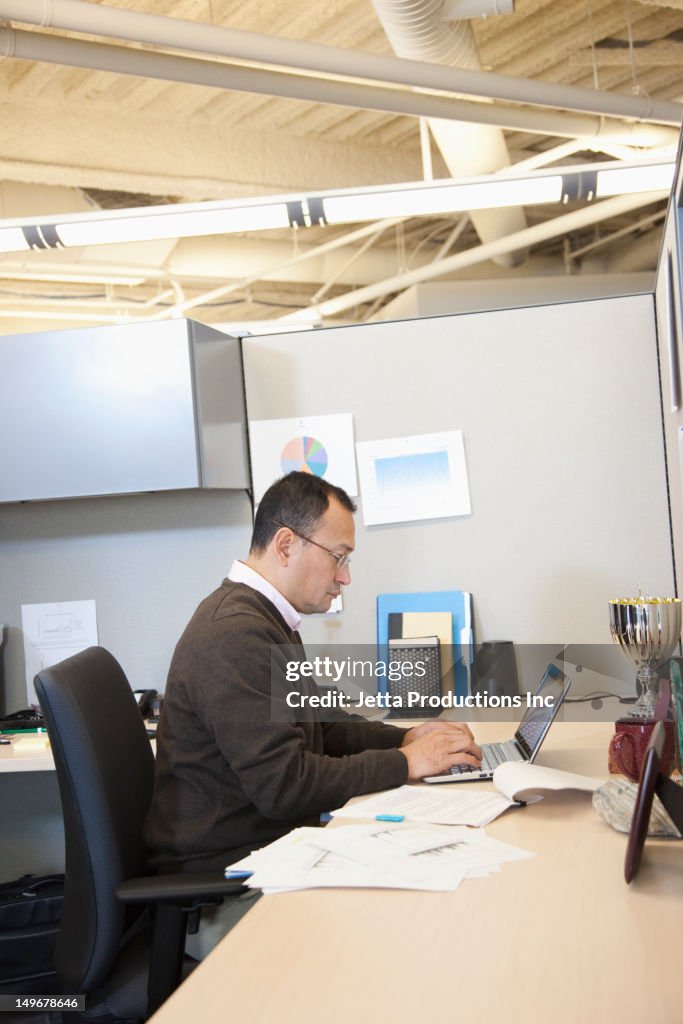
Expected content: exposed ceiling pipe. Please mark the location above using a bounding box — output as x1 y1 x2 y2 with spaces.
604 232 663 273
441 1 515 17
637 0 683 9
0 258 169 285
566 210 665 263
147 217 411 321
371 0 526 267
1 0 681 126
279 191 667 319
0 27 675 155
504 140 588 172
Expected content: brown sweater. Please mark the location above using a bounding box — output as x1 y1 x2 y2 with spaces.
144 581 409 871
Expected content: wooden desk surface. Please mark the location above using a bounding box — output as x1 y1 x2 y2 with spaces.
0 722 157 772
0 735 54 772
149 722 683 1024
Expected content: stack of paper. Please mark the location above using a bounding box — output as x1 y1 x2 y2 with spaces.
332 764 603 828
226 822 534 894
332 787 516 828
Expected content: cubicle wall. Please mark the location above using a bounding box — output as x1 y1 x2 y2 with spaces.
654 163 683 593
0 490 253 714
0 488 252 873
243 295 675 656
0 291 675 873
0 294 674 708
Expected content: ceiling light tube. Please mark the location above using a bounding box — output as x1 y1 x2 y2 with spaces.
0 228 30 253
595 163 674 197
57 203 292 247
322 175 563 224
0 159 675 257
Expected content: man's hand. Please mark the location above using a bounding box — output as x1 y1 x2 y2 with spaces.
402 721 474 745
400 725 482 781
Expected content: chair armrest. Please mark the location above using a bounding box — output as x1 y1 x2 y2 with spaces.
116 871 247 905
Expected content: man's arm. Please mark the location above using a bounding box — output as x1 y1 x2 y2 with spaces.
321 714 480 773
192 620 481 816
192 621 409 819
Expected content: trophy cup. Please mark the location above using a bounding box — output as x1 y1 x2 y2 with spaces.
609 595 682 719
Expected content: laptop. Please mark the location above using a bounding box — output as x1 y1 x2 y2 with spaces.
423 662 571 783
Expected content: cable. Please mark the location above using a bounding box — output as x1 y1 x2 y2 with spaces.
565 691 636 705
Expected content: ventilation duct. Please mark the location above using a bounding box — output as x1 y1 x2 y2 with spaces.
372 0 527 267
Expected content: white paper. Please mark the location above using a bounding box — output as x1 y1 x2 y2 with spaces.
492 761 604 801
227 822 533 894
310 821 474 864
355 431 471 526
332 764 602 828
248 413 358 502
21 600 98 706
237 837 466 892
331 785 517 827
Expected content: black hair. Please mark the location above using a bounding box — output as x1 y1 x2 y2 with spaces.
250 471 356 554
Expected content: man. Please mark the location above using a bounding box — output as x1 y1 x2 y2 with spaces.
145 471 480 883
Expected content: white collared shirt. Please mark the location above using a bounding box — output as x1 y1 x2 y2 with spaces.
227 559 301 632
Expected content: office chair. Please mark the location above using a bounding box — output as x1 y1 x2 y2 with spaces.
34 646 247 1021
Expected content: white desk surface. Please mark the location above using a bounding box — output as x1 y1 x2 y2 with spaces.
149 721 683 1024
0 723 157 772
0 736 54 772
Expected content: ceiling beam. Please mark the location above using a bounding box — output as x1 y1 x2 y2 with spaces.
2 0 681 123
0 98 426 200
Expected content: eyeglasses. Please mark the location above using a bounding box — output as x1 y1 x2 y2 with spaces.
272 520 352 570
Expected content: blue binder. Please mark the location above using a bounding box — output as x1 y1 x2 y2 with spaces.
377 590 473 699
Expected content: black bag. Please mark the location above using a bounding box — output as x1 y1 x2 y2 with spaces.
0 874 64 994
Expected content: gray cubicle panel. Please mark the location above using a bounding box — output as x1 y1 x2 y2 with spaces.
242 295 675 666
0 489 253 714
654 184 683 594
0 480 253 878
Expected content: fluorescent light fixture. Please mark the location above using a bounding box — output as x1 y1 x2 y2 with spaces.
58 203 291 247
0 266 147 286
0 309 125 323
0 228 30 253
322 175 563 223
0 159 674 256
596 163 674 197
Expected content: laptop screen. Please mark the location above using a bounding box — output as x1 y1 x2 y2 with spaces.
515 663 570 760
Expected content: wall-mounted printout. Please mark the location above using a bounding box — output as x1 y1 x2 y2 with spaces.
356 431 471 526
21 599 98 706
249 413 358 503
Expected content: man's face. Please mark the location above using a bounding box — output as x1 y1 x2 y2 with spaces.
285 497 354 615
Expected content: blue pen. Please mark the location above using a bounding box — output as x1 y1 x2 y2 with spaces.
225 870 253 879
375 814 404 822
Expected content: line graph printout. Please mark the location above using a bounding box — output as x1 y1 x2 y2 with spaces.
249 413 358 502
356 431 471 526
21 599 98 706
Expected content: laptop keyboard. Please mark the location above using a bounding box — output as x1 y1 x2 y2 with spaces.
448 741 515 775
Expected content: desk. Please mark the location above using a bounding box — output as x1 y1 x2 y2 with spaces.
0 736 54 773
0 737 63 876
148 722 683 1024
0 729 155 876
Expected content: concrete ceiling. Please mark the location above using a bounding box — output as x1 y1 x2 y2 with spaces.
0 0 682 334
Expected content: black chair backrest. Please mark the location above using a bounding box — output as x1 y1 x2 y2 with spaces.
34 646 155 993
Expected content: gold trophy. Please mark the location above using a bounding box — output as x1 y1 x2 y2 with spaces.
609 595 682 719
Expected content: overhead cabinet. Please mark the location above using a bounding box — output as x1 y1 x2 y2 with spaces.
0 319 250 502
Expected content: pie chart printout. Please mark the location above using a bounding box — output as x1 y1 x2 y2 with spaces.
281 436 329 478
